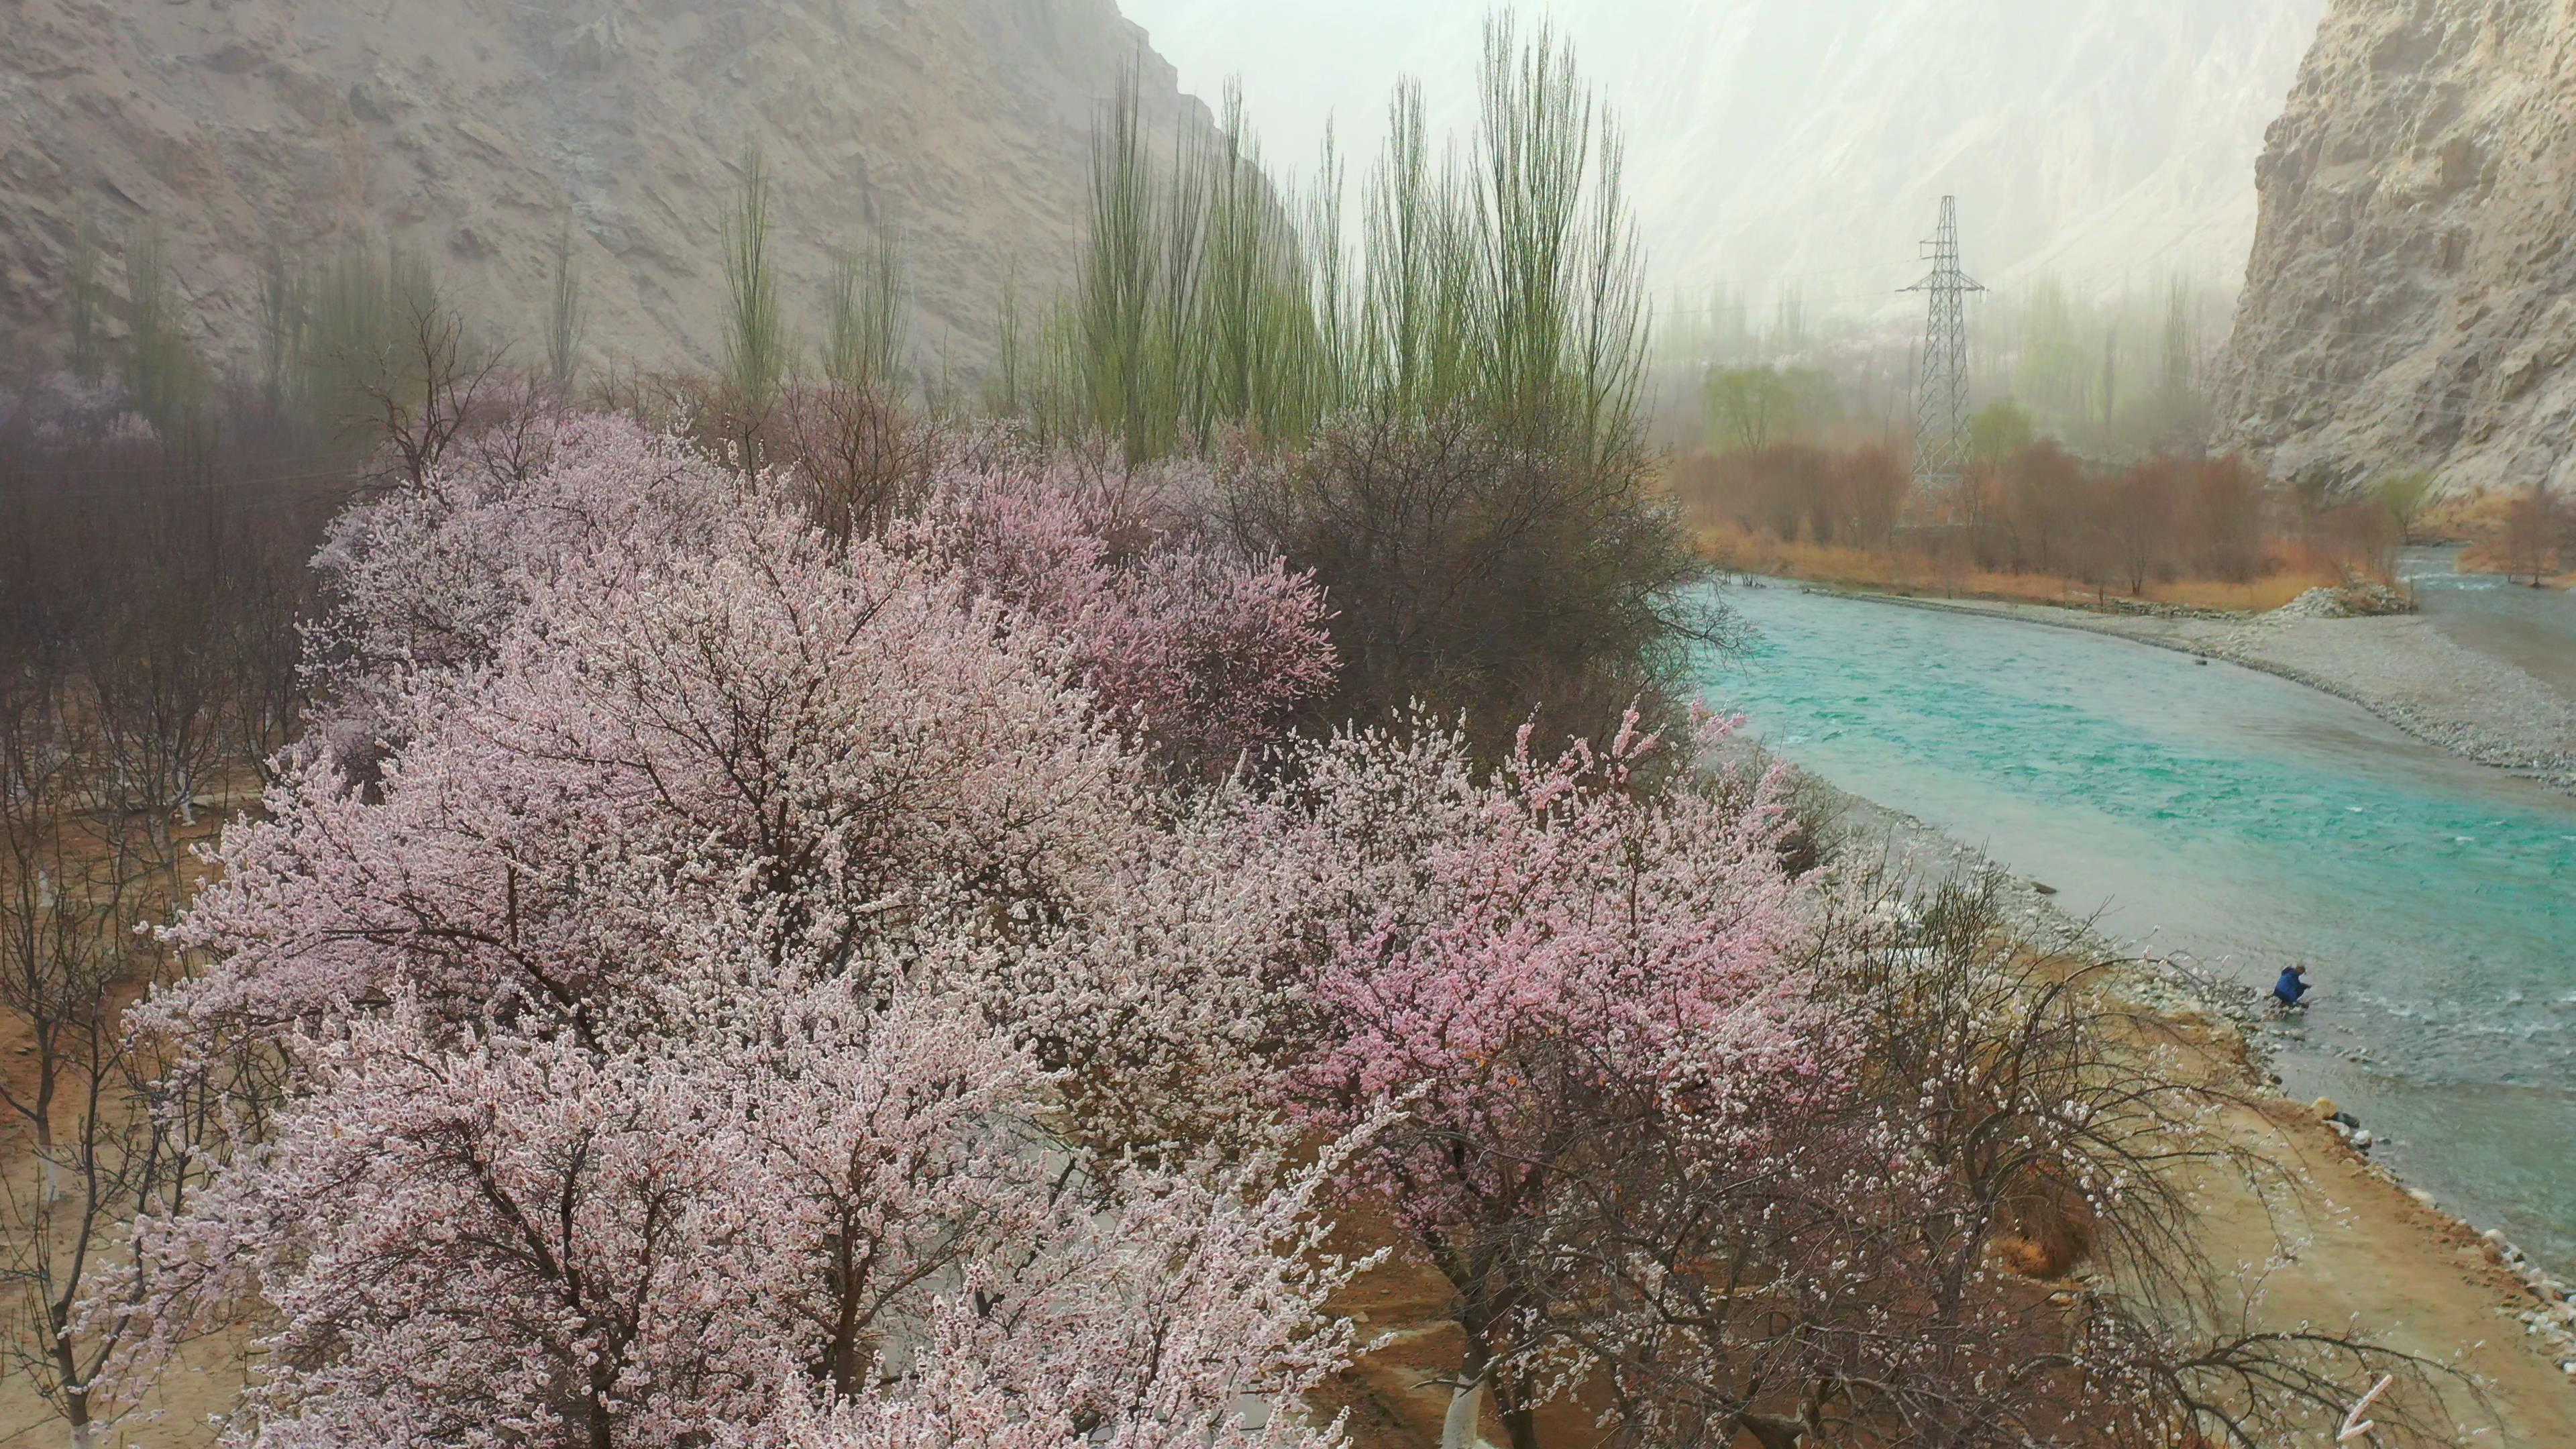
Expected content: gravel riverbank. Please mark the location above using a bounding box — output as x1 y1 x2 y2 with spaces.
1806 588 2576 797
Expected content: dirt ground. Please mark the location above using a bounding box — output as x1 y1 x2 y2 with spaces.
2134 1008 2576 1446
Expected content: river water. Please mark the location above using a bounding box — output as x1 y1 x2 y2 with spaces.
2402 545 2576 698
1694 580 2576 1275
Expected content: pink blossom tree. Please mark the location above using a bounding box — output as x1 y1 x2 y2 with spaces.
167 505 1140 1044
105 987 1370 1449
307 413 744 706
110 416 1375 1449
312 414 1332 782
1244 712 1831 1449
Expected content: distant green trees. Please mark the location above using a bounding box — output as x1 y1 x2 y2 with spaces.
66 215 105 385
119 227 207 439
1966 400 2035 470
720 147 791 425
2377 472 2436 545
1703 366 1839 453
1996 272 2216 452
548 216 586 390
822 227 907 394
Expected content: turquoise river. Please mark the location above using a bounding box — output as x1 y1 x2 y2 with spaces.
1694 575 2576 1276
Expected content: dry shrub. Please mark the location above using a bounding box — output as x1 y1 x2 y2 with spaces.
780 382 948 543
1224 409 1720 762
1668 443 1904 549
1678 441 2392 608
1515 875 2481 1448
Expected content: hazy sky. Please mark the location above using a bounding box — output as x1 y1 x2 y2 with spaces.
1120 2 2326 315
1120 3 1569 186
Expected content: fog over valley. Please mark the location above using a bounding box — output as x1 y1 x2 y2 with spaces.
1126 0 2326 321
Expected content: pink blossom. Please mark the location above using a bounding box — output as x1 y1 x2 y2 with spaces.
114 417 1368 1448
898 453 1335 775
166 477 1140 1043
109 991 1368 1449
1275 711 1832 1238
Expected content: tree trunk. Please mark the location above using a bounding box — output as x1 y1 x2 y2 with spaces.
588 1354 616 1449
65 1384 95 1449
1440 1338 1489 1449
1742 1412 1809 1449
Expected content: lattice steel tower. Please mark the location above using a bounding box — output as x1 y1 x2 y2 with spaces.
1903 196 1984 494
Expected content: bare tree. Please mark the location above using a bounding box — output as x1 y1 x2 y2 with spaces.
356 284 507 493
2502 484 2561 586
2096 458 2179 596
1507 879 2479 1448
0 643 113 1180
780 382 946 545
0 628 228 1449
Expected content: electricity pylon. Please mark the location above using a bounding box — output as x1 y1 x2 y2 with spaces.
1902 196 1984 496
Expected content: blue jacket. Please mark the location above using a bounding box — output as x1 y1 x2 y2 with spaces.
2273 967 2309 1004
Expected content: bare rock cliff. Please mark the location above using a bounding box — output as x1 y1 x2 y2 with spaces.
0 0 1208 378
2214 0 2576 492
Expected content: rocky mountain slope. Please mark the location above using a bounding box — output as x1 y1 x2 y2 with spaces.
1128 0 2322 315
2214 0 2576 494
0 0 1212 380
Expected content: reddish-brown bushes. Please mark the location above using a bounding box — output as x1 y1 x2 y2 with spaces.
1678 439 2394 601
1670 443 1907 551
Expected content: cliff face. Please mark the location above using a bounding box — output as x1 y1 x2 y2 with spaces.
2214 0 2576 492
0 0 1210 379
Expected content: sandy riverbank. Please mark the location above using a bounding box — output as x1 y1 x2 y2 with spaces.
1796 763 2576 1444
1795 588 2576 798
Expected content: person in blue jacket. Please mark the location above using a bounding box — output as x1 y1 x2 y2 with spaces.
2273 964 2313 1008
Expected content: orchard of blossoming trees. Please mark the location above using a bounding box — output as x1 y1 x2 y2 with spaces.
0 392 2466 1449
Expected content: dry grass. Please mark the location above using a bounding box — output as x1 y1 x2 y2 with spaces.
1697 523 2361 614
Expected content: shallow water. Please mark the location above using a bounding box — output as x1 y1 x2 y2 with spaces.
1694 582 2576 1275
2402 545 2576 699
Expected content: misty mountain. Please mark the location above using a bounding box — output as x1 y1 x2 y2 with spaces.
0 0 1212 378
1129 0 2323 317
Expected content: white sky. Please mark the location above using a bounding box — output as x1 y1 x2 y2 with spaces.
1121 3 1580 188
1118 1 2325 314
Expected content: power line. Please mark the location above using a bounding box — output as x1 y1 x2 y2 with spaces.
0 462 366 501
